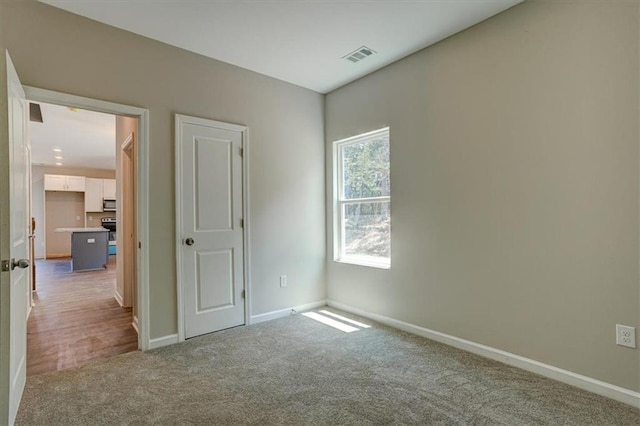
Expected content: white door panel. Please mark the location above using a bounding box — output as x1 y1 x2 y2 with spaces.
195 249 233 311
2 51 29 425
194 137 233 231
177 115 245 339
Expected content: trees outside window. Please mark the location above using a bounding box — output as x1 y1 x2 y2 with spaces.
334 128 390 268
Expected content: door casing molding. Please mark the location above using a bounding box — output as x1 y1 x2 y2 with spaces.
24 86 152 351
174 114 251 342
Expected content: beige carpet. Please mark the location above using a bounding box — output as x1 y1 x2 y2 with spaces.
16 308 640 425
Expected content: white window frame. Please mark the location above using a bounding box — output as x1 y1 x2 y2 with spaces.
333 127 390 269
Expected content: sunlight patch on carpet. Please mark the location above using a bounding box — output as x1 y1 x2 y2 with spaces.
319 310 371 328
302 312 360 333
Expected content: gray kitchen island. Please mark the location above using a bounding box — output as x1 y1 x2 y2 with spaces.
54 227 109 272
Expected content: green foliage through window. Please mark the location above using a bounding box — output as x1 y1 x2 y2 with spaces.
342 137 390 199
335 128 390 267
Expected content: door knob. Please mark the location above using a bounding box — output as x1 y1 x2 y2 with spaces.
11 258 29 270
185 238 195 246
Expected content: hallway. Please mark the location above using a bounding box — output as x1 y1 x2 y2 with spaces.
27 257 137 376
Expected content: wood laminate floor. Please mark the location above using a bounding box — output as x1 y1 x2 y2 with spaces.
27 256 138 376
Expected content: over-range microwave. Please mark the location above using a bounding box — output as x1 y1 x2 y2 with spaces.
103 198 116 212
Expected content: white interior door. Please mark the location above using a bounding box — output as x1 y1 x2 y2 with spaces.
176 115 246 339
1 51 30 425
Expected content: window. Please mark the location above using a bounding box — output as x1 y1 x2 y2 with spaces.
334 127 390 268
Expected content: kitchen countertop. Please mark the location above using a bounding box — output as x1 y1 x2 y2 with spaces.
54 227 108 233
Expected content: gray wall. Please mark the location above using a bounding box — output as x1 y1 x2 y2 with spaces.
2 1 326 339
325 0 640 391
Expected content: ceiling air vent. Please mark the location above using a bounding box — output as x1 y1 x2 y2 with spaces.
343 46 376 63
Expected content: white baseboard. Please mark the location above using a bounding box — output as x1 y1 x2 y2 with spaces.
148 334 179 350
250 299 327 325
114 289 124 307
131 316 139 334
327 300 640 408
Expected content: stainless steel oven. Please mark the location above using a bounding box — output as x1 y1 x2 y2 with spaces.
101 217 117 255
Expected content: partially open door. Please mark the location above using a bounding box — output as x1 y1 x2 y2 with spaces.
0 50 30 425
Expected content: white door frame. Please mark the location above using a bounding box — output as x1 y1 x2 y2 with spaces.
26 144 33 315
24 86 152 351
174 114 251 342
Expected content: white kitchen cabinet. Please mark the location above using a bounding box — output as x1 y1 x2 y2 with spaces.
103 179 116 199
85 178 103 212
43 174 66 191
66 175 86 192
44 174 86 192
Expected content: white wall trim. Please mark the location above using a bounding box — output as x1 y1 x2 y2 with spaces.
137 109 150 351
242 127 252 328
114 289 124 307
121 132 134 151
327 300 640 408
148 334 178 350
174 114 183 341
250 300 327 324
131 316 139 335
24 86 152 351
174 114 250 342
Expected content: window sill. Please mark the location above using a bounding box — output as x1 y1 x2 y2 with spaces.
334 257 390 270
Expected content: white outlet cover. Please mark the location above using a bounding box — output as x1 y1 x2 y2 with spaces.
616 324 636 349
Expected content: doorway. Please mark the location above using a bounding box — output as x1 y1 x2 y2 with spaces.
21 87 150 357
27 103 139 375
23 87 150 342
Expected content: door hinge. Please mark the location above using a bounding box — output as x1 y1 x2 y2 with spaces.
239 147 243 157
138 241 142 249
241 289 246 299
240 218 244 228
1 260 9 272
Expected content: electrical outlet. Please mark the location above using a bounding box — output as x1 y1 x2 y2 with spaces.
616 324 636 348
280 275 287 288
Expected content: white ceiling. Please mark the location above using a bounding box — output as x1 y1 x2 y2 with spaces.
42 0 523 94
30 102 116 170
31 1 522 165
